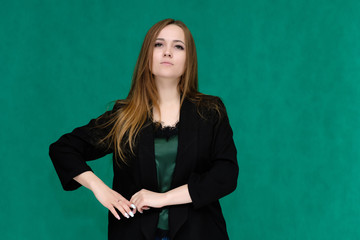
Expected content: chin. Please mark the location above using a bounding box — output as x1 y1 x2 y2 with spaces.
154 75 182 81
154 72 181 79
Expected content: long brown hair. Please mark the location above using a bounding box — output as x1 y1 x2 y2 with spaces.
98 19 219 165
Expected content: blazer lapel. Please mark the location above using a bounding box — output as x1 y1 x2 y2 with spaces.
172 97 199 187
138 120 158 191
169 97 199 239
138 120 159 239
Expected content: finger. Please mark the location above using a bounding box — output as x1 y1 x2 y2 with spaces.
114 204 130 219
130 198 141 213
130 193 145 214
121 201 136 217
138 206 149 214
114 200 134 218
132 200 143 214
137 202 146 214
113 192 135 217
131 203 139 214
130 196 137 207
129 194 138 204
128 207 137 215
109 206 120 220
130 203 137 214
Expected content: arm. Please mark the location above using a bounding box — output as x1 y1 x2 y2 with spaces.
49 102 135 219
49 104 117 191
164 184 192 205
187 98 239 209
74 171 136 220
130 184 192 213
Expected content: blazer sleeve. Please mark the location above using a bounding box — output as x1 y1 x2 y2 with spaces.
187 98 239 209
49 102 121 191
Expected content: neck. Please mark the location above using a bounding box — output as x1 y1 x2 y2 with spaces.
155 77 180 105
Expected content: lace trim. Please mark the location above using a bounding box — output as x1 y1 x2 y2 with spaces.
153 121 179 140
153 120 179 128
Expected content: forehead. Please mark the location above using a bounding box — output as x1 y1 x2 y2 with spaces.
156 24 185 42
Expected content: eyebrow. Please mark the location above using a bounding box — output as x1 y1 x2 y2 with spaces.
156 38 185 45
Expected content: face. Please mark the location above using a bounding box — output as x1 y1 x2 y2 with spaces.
151 24 186 82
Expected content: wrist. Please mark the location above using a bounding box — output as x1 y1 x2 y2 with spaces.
88 175 106 192
162 191 170 207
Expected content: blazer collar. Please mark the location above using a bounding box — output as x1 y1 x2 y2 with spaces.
138 97 200 239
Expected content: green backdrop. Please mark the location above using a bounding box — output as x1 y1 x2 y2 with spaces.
1 0 360 239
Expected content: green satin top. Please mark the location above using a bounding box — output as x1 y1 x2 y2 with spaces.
153 122 179 230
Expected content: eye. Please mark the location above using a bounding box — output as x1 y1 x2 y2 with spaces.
175 45 185 50
154 42 163 47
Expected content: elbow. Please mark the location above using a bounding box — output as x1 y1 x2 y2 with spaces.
49 140 64 161
223 163 239 195
49 142 58 159
228 173 238 195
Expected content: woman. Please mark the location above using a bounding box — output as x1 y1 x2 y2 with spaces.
49 18 238 240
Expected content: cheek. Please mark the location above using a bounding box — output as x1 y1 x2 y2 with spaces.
150 53 158 72
150 50 160 71
179 55 186 72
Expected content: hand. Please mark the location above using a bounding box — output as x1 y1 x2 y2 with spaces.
130 189 165 213
91 183 136 220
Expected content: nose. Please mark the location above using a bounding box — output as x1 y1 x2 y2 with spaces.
163 47 172 58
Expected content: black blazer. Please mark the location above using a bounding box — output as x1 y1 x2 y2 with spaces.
49 96 238 240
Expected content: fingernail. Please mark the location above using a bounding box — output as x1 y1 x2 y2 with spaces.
117 215 120 220
124 213 129 218
131 204 136 209
129 211 134 217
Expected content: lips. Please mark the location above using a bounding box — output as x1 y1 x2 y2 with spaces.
161 62 173 65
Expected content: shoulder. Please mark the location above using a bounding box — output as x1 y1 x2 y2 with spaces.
106 99 130 115
93 99 127 125
187 93 227 122
188 93 225 109
112 99 128 111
